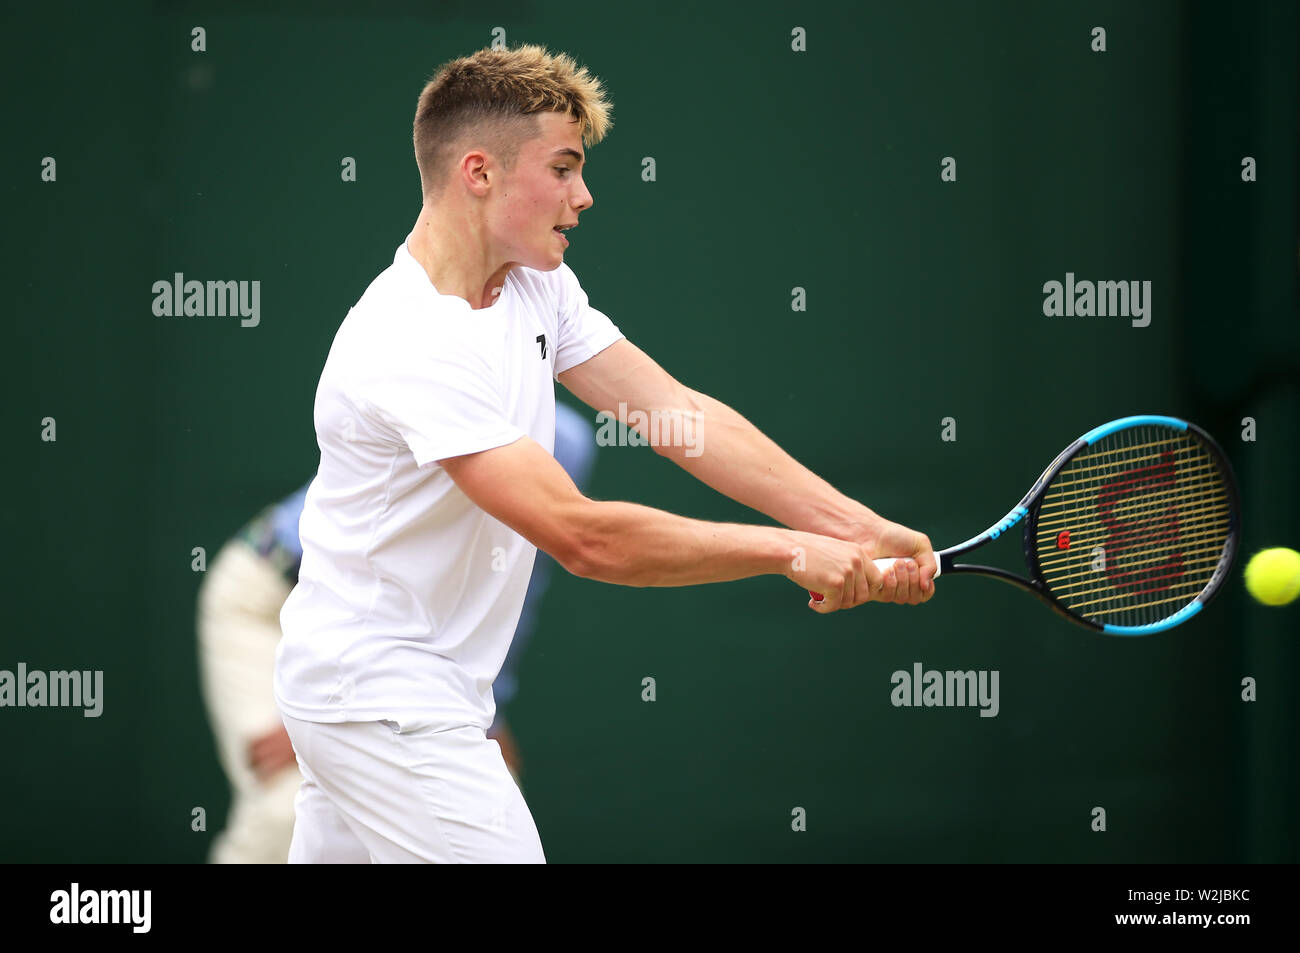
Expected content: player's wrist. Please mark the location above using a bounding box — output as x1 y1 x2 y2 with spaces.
778 529 821 581
814 501 884 547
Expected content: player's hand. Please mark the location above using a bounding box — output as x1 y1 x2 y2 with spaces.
858 517 936 604
248 724 298 783
821 513 937 605
788 532 888 613
489 717 523 779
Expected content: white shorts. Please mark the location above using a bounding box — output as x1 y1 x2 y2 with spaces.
282 714 546 864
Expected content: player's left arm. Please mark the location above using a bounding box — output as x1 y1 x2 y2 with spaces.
557 338 935 596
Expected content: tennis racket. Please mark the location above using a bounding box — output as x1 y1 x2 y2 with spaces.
809 415 1240 635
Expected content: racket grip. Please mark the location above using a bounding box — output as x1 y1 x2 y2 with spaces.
808 555 940 602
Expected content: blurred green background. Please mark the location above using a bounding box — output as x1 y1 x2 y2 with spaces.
3 0 1296 862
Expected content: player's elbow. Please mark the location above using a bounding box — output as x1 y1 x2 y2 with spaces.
558 546 598 581
539 499 594 579
550 532 592 579
554 500 623 583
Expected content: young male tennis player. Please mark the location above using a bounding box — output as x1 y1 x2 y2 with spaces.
275 44 936 863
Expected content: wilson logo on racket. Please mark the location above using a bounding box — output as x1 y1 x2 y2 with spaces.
1096 448 1185 594
988 507 1026 539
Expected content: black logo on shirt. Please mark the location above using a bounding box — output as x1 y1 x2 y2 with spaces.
536 334 548 359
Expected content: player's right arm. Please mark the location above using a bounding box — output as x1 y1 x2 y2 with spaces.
439 435 893 612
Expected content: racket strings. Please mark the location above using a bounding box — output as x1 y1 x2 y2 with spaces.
1040 457 1221 502
1036 452 1224 527
1055 437 1210 468
1036 500 1232 557
1086 590 1213 617
1032 426 1232 627
1039 546 1230 602
1037 470 1230 558
1037 528 1231 577
1037 500 1230 550
1071 579 1216 614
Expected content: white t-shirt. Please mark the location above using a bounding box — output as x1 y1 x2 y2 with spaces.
274 240 622 732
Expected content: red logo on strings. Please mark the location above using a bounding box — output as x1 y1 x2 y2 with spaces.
1096 449 1185 593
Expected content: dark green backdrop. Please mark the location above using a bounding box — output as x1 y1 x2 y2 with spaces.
4 0 1296 862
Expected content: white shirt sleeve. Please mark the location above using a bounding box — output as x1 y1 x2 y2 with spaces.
552 262 624 377
359 330 524 468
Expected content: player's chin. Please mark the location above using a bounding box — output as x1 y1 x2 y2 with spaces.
530 248 565 271
542 232 568 265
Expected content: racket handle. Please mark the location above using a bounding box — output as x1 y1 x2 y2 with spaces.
808 555 941 603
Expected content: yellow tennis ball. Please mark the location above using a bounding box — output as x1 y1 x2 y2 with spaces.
1244 547 1300 606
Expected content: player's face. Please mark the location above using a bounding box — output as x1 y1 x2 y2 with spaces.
493 111 594 271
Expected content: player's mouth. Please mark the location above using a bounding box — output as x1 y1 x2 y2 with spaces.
553 223 577 247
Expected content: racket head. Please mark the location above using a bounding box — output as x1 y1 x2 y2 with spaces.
1022 415 1240 635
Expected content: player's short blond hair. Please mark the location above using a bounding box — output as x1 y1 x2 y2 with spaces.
414 44 613 201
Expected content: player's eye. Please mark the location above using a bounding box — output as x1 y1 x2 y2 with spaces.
555 166 570 176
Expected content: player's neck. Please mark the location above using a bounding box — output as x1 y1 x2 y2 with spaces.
408 209 512 311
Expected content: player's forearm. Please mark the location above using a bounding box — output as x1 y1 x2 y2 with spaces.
564 499 799 587
655 388 879 539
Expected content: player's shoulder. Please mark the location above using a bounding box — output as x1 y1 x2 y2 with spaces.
349 244 443 324
320 247 456 378
340 245 482 356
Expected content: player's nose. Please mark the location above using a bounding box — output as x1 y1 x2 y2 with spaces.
574 180 594 212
